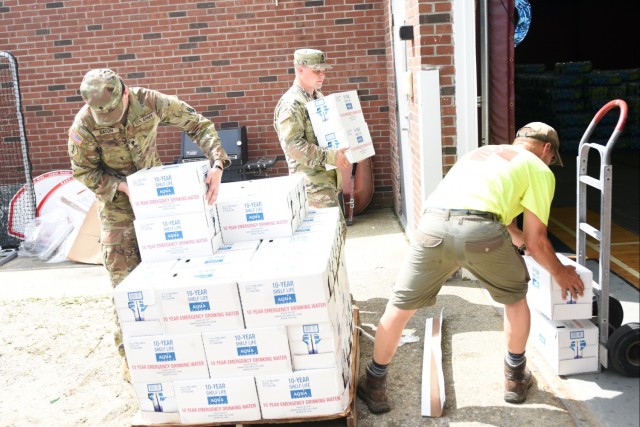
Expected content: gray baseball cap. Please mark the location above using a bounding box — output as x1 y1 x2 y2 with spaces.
516 122 563 167
80 69 125 125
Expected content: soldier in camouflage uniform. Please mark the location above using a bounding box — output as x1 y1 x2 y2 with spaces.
68 69 230 361
273 49 352 221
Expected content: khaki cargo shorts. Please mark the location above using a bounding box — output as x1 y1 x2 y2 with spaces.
390 209 530 309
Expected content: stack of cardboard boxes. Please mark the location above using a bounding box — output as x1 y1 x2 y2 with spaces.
114 166 355 424
306 90 375 164
525 253 599 375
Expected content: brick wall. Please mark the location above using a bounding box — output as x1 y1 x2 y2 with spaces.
403 0 457 225
0 0 397 210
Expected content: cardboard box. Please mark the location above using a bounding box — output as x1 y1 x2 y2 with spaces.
66 200 103 265
127 160 210 219
524 253 593 320
238 244 346 327
216 175 308 243
134 207 223 262
255 207 343 266
255 367 351 419
124 333 209 383
174 377 261 424
306 90 364 131
289 276 353 372
114 261 178 337
290 325 352 372
531 309 599 375
202 326 292 378
59 187 95 229
59 187 96 215
314 120 375 163
421 310 445 417
287 322 337 356
157 268 244 334
306 91 375 163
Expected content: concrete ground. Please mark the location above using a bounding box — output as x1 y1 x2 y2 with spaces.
0 207 638 426
346 208 639 427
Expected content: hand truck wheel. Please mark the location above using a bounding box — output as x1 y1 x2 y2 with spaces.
607 322 640 377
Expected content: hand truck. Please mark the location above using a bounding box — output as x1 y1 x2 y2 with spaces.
576 99 639 377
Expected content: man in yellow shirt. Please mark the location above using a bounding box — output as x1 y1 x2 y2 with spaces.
358 122 585 413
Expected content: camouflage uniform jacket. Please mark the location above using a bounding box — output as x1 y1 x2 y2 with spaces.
273 83 340 193
68 87 230 229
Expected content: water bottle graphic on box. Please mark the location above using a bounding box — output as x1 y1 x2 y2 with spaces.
324 133 338 149
127 291 148 321
301 324 321 354
569 329 586 358
315 99 329 122
342 93 354 110
147 383 167 412
355 128 363 143
570 339 587 358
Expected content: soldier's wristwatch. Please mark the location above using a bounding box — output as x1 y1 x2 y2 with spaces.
213 164 224 172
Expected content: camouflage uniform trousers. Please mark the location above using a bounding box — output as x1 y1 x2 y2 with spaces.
307 186 347 240
98 196 142 358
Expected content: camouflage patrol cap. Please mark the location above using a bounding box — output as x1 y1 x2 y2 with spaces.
516 121 563 167
293 49 332 70
80 69 125 125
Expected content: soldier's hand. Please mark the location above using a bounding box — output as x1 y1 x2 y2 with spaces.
553 264 585 301
205 167 223 205
335 147 351 170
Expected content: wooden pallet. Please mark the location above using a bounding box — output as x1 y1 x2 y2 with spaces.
132 307 361 427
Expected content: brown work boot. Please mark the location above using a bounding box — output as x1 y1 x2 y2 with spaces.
504 360 533 404
357 365 391 414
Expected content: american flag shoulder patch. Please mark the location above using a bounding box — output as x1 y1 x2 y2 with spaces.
69 128 83 145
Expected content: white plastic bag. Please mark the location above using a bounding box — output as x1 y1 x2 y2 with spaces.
19 209 73 261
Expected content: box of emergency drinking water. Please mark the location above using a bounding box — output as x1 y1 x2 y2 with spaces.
524 253 593 320
127 160 210 219
313 119 375 163
174 376 261 424
238 244 346 328
306 90 363 130
133 381 180 424
157 267 245 335
255 366 351 419
134 206 223 262
306 90 375 163
216 174 308 243
264 206 343 246
530 309 599 375
124 333 209 383
114 260 178 337
287 322 337 356
202 326 292 378
289 283 354 371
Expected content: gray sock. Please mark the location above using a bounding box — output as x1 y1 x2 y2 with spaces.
368 359 389 377
506 351 526 368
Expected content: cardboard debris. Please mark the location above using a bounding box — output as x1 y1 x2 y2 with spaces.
421 309 445 417
66 200 103 265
